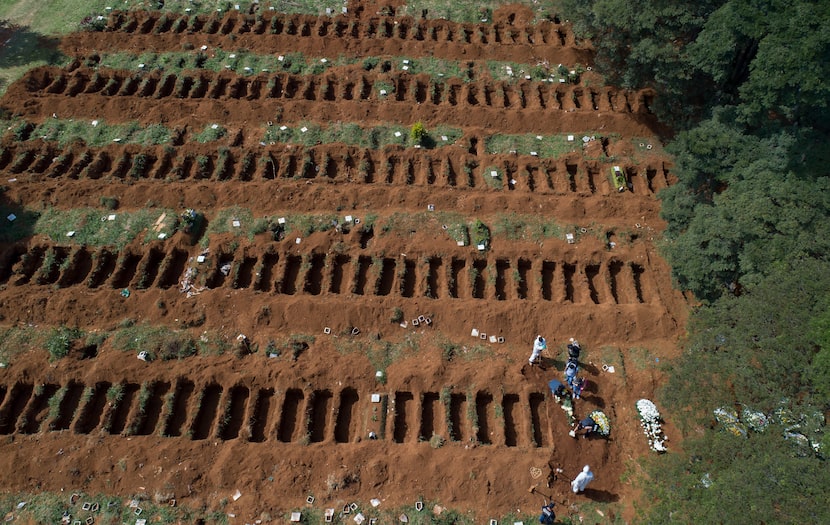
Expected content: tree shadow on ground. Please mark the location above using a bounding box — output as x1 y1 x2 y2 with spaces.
0 21 63 70
0 21 64 95
582 488 619 503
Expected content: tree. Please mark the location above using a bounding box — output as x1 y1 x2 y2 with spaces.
737 1 830 131
641 429 830 524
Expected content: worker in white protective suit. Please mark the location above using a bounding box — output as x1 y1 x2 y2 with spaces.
571 465 594 493
529 335 547 365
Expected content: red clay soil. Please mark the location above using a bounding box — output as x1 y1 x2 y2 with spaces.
60 9 593 66
0 3 686 524
5 65 665 138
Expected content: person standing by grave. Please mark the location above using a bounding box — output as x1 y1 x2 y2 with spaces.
539 502 556 524
529 335 547 366
564 356 579 388
571 465 594 493
567 338 581 361
571 377 586 399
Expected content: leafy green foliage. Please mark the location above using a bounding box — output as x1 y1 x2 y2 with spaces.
28 119 171 146
808 307 830 404
471 219 490 249
640 429 830 524
511 1 830 521
660 119 830 301
45 326 82 361
111 323 196 361
410 121 426 145
662 260 830 417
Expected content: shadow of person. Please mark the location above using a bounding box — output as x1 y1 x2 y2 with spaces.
580 361 600 375
542 356 565 372
583 379 599 394
580 394 604 408
582 488 619 503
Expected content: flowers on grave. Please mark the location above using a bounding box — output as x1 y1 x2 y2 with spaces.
713 407 747 437
714 402 825 458
589 410 611 437
741 407 770 432
559 395 575 425
548 380 575 425
181 208 202 235
636 399 667 453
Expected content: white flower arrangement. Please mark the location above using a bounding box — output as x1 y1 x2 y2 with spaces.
558 394 575 425
589 410 611 437
636 399 667 452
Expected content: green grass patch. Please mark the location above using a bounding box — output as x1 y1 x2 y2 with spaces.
202 207 341 244
485 60 581 83
283 213 340 236
0 490 228 524
263 121 462 150
98 49 344 77
45 325 82 361
0 21 67 96
484 133 577 158
0 0 112 35
95 49 584 86
33 207 178 248
23 119 172 147
482 165 504 189
470 219 491 249
398 0 554 23
380 211 469 242
192 123 227 143
598 345 627 384
334 332 423 379
0 325 45 364
0 205 176 247
491 212 565 242
111 321 197 361
202 206 255 240
626 346 661 370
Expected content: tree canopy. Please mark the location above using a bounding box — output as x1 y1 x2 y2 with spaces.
556 0 830 521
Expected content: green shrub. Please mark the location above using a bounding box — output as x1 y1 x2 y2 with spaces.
471 220 490 249
45 326 82 361
410 121 426 145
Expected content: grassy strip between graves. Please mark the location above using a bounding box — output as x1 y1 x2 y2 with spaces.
0 322 234 365
15 119 173 146
0 0 564 95
2 118 620 161
94 50 584 84
262 121 462 149
0 118 464 150
0 490 574 525
0 205 178 247
0 1 560 36
0 204 580 250
0 491 227 525
397 0 557 23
